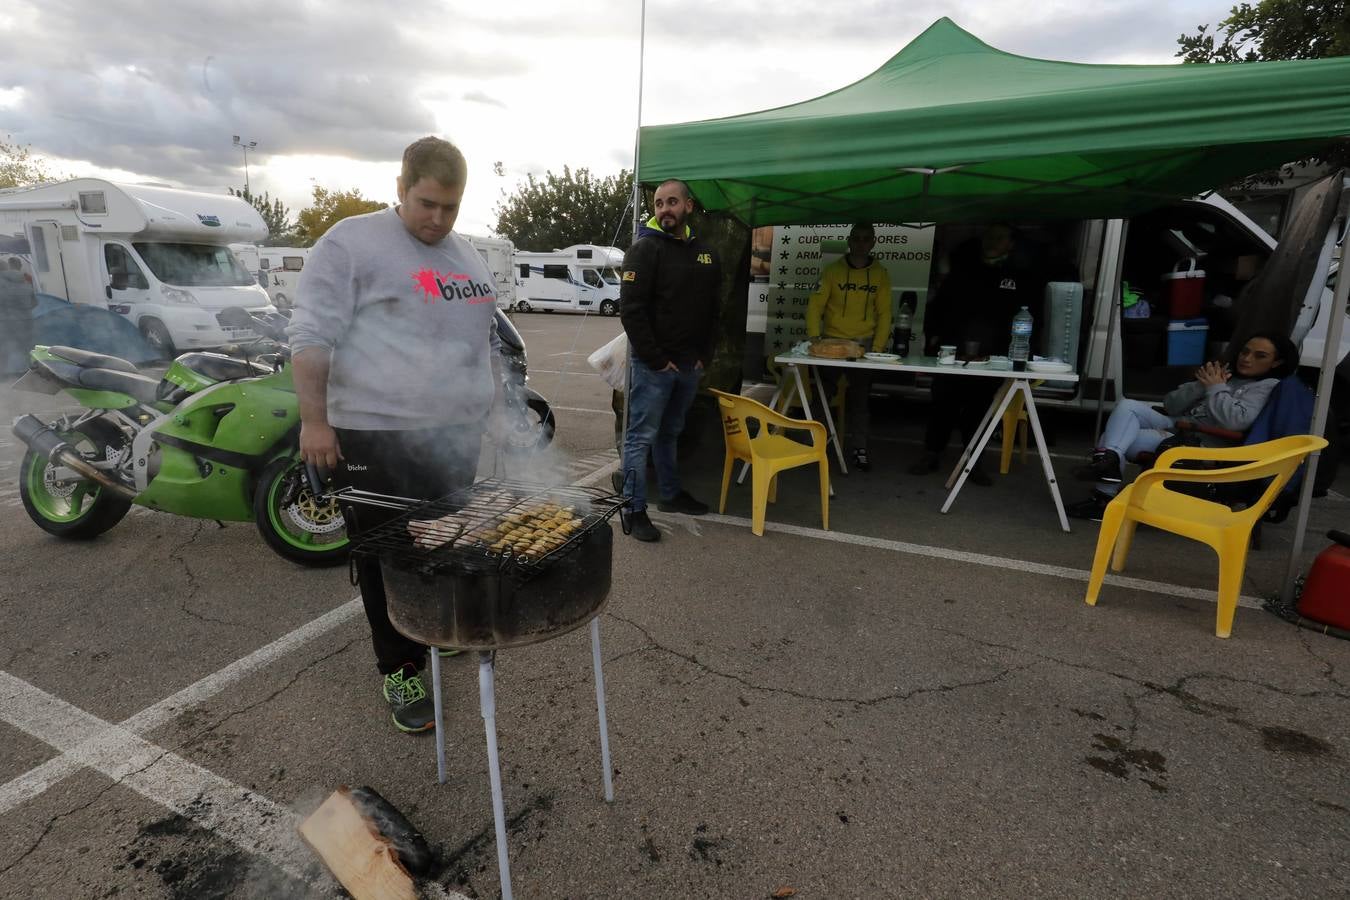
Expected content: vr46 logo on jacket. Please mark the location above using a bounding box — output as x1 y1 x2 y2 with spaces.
696 253 713 265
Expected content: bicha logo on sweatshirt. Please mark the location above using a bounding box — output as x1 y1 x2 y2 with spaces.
410 269 496 304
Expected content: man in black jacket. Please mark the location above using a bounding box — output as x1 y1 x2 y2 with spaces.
909 224 1043 483
618 179 721 542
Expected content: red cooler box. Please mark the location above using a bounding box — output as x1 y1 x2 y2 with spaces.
1297 532 1350 630
1163 258 1206 318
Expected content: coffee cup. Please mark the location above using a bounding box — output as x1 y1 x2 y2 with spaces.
937 345 956 362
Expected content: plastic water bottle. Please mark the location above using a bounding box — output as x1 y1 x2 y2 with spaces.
892 305 913 357
1009 306 1033 371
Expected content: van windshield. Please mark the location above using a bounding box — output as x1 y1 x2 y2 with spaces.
132 242 256 287
601 266 621 285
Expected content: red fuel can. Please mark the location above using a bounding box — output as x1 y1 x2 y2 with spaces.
1297 542 1350 630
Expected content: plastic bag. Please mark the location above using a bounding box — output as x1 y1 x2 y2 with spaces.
587 332 628 391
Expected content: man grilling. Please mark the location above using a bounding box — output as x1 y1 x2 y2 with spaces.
288 136 502 734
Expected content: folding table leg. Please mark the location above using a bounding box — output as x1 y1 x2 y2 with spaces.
807 365 848 473
1018 381 1072 532
945 379 1013 490
941 380 1020 514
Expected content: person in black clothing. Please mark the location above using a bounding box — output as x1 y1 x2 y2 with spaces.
618 179 721 542
909 224 1043 483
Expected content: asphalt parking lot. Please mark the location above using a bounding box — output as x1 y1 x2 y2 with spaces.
1 311 1347 899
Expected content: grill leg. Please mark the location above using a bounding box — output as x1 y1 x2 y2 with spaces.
479 651 514 900
590 617 615 803
429 649 446 784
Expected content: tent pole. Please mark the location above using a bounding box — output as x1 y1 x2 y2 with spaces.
631 0 647 243
1280 177 1350 601
1093 219 1129 439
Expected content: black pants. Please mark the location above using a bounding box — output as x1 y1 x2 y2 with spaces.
333 424 482 675
924 375 999 455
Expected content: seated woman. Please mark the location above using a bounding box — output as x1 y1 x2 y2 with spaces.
1068 332 1298 520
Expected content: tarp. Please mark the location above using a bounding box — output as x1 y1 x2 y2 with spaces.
638 18 1350 226
31 294 158 365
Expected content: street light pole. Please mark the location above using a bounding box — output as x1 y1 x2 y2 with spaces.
231 135 258 196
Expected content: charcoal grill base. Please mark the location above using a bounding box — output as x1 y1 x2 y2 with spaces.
382 523 613 650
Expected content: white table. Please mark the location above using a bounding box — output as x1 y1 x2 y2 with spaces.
769 352 1081 531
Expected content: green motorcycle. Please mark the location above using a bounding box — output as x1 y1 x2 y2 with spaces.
10 308 348 566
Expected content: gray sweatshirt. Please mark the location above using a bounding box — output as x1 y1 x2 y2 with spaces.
287 208 500 430
1162 376 1279 434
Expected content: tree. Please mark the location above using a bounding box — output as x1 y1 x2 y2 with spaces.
1178 1 1349 182
1177 0 1348 62
294 186 388 245
1 136 61 188
229 187 295 244
494 167 633 251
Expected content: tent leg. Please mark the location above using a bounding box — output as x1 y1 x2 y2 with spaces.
1281 182 1350 601
1093 220 1129 441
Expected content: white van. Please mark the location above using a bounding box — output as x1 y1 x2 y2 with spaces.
512 244 623 315
463 234 516 310
745 193 1349 409
0 178 275 356
257 246 309 310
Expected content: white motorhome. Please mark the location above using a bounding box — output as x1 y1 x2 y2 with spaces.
0 178 275 356
463 234 516 310
746 193 1349 409
512 244 624 315
257 246 309 309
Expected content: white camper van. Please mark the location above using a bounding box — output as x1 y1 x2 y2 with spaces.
512 244 624 315
463 234 516 310
257 246 309 310
0 178 275 356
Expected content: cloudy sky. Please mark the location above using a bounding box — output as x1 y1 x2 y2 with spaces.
0 0 1232 238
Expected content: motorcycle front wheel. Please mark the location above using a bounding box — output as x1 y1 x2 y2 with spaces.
253 456 350 567
19 419 132 540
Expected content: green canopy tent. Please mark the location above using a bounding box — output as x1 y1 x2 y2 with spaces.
637 18 1350 226
637 19 1350 603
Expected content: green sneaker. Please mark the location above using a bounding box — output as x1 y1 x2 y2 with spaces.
381 668 435 734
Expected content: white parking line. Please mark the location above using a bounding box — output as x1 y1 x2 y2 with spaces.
0 670 312 883
656 511 1265 609
0 598 364 816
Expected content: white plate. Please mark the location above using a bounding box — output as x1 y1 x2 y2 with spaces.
863 352 900 362
1027 360 1073 373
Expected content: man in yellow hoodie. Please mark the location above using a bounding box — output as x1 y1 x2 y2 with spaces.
806 223 892 471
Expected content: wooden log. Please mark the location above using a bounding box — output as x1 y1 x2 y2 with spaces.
298 786 418 900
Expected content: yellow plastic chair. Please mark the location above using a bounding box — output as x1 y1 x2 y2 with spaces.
998 391 1030 474
1084 434 1327 638
710 389 830 536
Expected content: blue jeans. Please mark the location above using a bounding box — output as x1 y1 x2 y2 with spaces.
1097 398 1175 496
621 356 701 512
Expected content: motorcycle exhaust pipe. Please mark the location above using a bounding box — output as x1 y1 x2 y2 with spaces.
11 415 137 501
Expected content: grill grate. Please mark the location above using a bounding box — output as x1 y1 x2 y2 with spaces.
345 477 627 579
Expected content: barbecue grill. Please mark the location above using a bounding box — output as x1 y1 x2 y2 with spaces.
341 477 628 900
